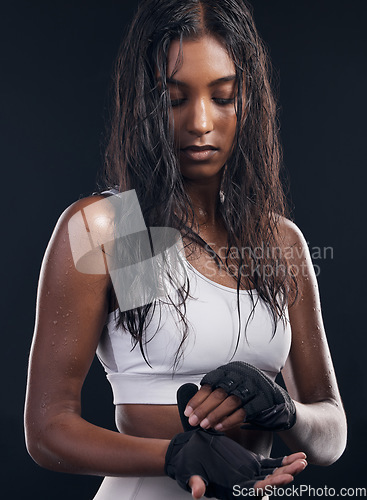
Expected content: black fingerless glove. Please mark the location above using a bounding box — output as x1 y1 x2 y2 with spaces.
200 361 296 431
165 383 285 500
165 427 283 499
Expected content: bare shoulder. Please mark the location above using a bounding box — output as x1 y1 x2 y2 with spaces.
54 193 116 239
276 215 307 248
272 215 310 268
46 193 118 274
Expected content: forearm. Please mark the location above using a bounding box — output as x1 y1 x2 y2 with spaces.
26 412 170 476
279 400 347 466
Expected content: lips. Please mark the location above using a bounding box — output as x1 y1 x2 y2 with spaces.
181 145 218 161
183 145 217 151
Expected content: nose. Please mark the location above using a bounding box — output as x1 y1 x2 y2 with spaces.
186 97 214 136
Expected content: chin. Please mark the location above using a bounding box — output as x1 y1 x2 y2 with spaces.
180 163 225 182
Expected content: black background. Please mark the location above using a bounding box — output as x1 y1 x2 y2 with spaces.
1 0 367 498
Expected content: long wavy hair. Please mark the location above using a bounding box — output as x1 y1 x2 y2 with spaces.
102 0 297 368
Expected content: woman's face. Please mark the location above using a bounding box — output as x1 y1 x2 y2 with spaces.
166 35 238 183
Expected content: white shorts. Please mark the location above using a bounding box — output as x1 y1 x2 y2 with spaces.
93 476 209 499
93 476 269 499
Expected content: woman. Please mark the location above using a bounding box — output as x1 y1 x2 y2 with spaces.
24 1 347 499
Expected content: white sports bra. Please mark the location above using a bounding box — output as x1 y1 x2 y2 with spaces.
96 257 292 405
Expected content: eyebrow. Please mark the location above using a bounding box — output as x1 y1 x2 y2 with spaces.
166 75 237 87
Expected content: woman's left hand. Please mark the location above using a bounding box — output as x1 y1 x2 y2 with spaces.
184 383 246 431
185 361 297 432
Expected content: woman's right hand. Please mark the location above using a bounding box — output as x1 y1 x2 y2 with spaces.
165 426 307 500
170 383 307 500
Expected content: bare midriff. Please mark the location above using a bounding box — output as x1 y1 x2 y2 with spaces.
116 404 273 457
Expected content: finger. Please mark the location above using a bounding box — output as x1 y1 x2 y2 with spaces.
199 394 244 429
272 458 307 478
282 452 307 466
213 407 247 431
254 454 307 492
187 386 228 426
260 457 306 481
188 475 206 500
254 472 294 491
184 384 212 418
189 390 242 428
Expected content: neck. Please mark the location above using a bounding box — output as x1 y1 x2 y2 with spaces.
183 176 223 226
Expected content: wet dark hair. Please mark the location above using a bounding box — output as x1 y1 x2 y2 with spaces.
102 0 297 368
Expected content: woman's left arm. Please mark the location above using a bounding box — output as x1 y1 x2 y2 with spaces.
279 218 347 465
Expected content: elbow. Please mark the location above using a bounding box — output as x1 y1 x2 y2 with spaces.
309 446 346 467
25 409 87 474
308 413 348 466
327 406 348 465
25 431 50 470
25 442 47 470
304 437 347 466
25 424 56 471
323 430 348 466
24 414 66 472
309 444 346 467
283 400 348 466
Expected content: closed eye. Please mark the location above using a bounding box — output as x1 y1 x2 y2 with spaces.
170 98 235 107
170 99 186 107
213 98 235 105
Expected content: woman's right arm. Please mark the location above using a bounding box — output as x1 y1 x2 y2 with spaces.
24 196 169 477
